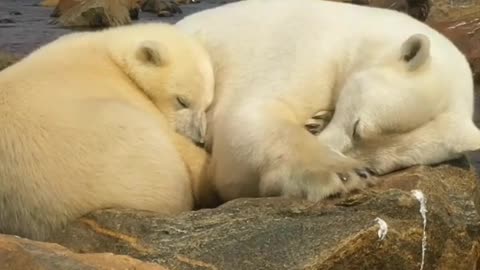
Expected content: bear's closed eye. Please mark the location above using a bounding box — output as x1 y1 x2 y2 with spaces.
176 96 190 108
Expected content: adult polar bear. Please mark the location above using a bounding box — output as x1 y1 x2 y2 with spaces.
176 0 480 201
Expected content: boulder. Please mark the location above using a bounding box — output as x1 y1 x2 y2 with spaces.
43 156 480 270
332 0 430 21
49 0 82 18
141 0 182 17
54 0 140 27
424 0 480 82
426 0 477 23
39 0 60 7
0 234 167 270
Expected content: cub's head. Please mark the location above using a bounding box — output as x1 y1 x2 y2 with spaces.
107 23 214 141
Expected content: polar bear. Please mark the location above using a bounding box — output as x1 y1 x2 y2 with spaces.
0 22 214 240
176 0 480 202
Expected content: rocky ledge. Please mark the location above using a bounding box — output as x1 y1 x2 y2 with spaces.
0 157 477 269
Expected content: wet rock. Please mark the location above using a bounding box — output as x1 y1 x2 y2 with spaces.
0 18 15 24
45 156 480 270
0 51 18 71
141 0 182 17
0 234 168 270
54 0 140 28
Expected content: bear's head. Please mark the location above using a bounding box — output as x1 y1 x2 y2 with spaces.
107 23 214 142
318 33 480 166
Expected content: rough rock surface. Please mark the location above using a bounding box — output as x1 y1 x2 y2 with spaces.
54 0 140 28
332 0 430 21
50 0 83 18
426 0 478 23
141 0 183 17
0 234 168 270
41 157 480 270
424 0 480 82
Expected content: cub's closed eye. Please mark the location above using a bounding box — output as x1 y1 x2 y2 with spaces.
176 96 190 108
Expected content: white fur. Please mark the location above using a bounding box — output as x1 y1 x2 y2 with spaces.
0 22 214 240
176 0 480 202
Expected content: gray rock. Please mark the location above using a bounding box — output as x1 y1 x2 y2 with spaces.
47 157 480 270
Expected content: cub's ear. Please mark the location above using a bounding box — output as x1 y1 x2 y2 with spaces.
400 34 430 71
135 40 169 66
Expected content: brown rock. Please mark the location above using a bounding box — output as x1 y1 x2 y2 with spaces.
423 0 480 83
332 0 430 21
39 0 60 7
45 156 479 269
0 51 18 71
176 0 201 4
429 16 480 83
426 0 478 23
0 234 168 270
54 0 141 27
50 0 82 18
141 0 182 17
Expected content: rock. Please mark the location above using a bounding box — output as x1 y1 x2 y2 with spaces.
49 0 82 18
0 234 168 270
141 0 182 17
40 0 60 7
54 0 141 27
423 0 480 82
177 0 201 4
0 18 15 24
428 16 480 83
0 51 18 71
426 0 478 23
45 156 480 269
331 0 430 21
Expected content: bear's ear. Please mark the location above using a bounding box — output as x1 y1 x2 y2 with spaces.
400 34 430 71
135 40 169 66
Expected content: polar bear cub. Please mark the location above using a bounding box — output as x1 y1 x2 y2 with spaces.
0 22 214 240
176 0 480 202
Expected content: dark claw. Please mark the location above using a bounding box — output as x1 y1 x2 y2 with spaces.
305 123 322 135
355 169 369 179
365 168 378 176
